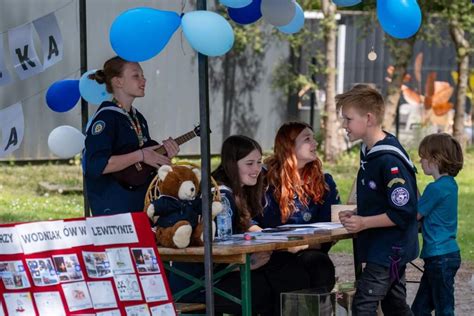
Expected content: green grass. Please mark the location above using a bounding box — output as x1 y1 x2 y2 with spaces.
1 149 473 262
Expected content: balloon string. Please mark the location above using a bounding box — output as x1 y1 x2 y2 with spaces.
180 29 187 56
181 0 186 13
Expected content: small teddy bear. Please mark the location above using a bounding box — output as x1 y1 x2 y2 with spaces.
146 164 223 248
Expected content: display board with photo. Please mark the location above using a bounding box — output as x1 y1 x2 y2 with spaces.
0 213 175 315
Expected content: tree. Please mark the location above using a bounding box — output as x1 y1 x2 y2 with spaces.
320 0 343 162
442 0 473 148
208 4 268 141
272 0 345 162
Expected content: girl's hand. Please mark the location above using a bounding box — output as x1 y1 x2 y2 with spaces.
287 245 309 253
142 147 171 167
162 138 180 158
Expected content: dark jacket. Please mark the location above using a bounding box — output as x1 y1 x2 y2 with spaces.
152 195 202 228
356 132 419 267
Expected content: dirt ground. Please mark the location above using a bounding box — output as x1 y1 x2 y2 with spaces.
330 253 474 315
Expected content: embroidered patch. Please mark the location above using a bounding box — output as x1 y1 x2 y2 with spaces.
391 187 410 206
368 181 377 190
387 178 406 188
91 120 105 135
303 212 312 222
390 167 399 174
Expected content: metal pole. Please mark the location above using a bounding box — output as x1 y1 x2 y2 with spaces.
79 0 90 217
196 1 214 315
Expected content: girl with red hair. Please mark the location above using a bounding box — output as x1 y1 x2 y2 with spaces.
255 121 340 292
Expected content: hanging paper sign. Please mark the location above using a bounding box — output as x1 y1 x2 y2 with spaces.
63 220 92 247
8 23 43 80
33 12 63 70
0 227 23 254
0 35 12 86
0 102 24 158
15 220 67 254
86 213 139 246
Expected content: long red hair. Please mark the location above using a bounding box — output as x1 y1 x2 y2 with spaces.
265 122 327 223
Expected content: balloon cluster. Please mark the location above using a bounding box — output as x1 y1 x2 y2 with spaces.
222 0 305 35
109 7 234 60
332 0 422 39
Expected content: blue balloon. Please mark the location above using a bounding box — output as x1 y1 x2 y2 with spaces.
46 80 80 113
219 0 252 8
110 7 181 62
277 2 305 34
332 0 361 6
228 0 262 25
182 11 235 57
79 70 112 105
377 0 422 39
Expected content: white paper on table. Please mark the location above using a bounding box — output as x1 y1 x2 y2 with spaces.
61 281 93 311
139 274 168 302
87 280 118 309
33 291 66 316
278 222 344 229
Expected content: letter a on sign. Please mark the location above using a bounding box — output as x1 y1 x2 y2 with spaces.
0 102 24 157
33 13 63 70
8 23 43 80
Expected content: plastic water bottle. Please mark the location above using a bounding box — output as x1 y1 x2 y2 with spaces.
216 197 233 240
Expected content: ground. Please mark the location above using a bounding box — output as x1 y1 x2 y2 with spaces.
330 253 474 315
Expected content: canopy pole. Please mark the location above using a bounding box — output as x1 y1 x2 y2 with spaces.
196 1 215 315
79 0 90 217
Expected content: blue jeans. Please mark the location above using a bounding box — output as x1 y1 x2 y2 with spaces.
411 251 461 316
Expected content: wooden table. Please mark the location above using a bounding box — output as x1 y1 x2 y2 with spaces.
158 228 355 316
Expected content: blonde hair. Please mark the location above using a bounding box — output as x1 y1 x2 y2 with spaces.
419 133 464 177
336 84 385 125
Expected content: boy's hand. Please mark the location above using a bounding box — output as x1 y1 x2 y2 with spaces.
341 215 366 233
339 209 356 224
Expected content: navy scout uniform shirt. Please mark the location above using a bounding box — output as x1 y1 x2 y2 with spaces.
356 133 419 268
83 101 153 215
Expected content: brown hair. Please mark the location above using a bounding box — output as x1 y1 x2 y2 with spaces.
418 133 464 177
336 84 385 125
87 56 129 93
212 135 264 232
265 122 327 223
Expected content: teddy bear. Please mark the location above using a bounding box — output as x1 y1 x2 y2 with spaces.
146 164 223 248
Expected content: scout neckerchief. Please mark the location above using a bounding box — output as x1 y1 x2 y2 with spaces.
113 98 144 147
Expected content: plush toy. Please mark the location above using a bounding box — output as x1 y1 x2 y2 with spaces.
146 165 223 248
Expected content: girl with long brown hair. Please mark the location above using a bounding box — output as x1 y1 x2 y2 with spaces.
255 121 341 292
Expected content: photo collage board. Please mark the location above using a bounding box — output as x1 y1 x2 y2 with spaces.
0 212 176 316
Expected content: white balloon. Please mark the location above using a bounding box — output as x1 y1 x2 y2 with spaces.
48 125 85 158
261 0 296 27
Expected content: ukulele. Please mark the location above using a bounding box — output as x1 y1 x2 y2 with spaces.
112 125 201 189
